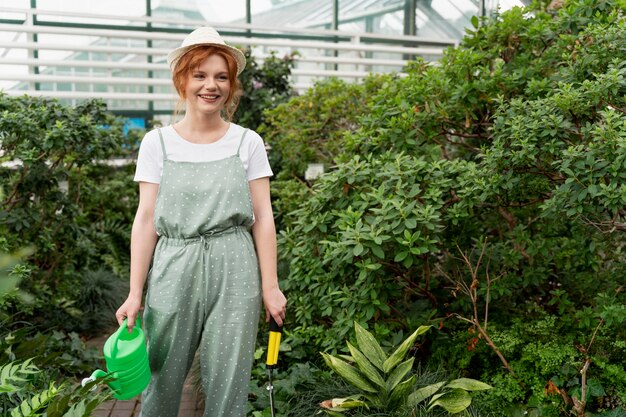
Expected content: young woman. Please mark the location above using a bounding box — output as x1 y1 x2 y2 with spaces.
115 27 287 417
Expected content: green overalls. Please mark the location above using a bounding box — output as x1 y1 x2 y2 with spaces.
141 128 261 417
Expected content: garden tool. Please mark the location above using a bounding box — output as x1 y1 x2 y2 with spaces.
81 316 151 400
265 317 283 417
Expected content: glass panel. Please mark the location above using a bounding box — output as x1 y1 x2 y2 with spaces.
494 0 527 13
0 32 27 90
339 0 404 35
373 10 404 35
75 82 90 92
150 0 203 31
56 82 72 91
197 0 247 22
418 0 478 39
36 0 146 25
0 2 29 22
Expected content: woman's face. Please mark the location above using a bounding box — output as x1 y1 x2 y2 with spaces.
184 54 231 117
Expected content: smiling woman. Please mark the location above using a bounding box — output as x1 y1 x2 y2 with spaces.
114 26 287 417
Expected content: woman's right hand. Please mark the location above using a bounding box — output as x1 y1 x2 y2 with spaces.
115 294 142 332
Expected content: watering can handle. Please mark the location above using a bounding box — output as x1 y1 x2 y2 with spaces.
111 316 142 357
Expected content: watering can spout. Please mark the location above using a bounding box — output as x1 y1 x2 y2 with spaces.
81 369 107 389
83 317 151 400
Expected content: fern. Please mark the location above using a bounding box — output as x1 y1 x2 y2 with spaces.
0 359 110 417
0 359 38 393
10 383 58 417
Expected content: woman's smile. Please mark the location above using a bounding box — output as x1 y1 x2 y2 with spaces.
197 93 221 104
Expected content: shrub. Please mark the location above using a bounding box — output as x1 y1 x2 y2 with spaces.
269 0 626 413
236 49 297 132
0 94 136 331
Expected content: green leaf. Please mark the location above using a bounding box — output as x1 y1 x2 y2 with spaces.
407 382 446 406
371 245 385 259
394 251 408 262
388 374 416 407
471 15 479 28
1 362 15 384
320 353 378 393
427 389 472 413
337 354 354 363
0 384 18 393
445 378 492 391
354 322 386 370
383 326 431 373
353 244 364 256
19 400 32 416
346 342 386 389
324 395 369 410
323 411 346 417
386 357 414 393
64 400 87 417
587 379 606 397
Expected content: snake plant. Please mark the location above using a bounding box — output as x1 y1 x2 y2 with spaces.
320 322 491 414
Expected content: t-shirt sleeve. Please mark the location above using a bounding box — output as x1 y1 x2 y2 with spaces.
246 131 274 181
134 130 162 184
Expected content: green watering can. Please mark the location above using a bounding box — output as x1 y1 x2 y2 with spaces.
82 317 151 400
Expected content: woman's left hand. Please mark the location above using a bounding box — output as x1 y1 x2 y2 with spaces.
262 285 287 327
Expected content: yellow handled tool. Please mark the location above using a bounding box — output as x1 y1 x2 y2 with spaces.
265 317 283 417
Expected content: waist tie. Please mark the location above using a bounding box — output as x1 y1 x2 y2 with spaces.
160 225 247 248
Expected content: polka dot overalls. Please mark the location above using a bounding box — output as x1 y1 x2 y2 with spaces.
141 128 261 417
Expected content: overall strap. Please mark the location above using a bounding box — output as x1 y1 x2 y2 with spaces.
236 128 249 157
157 128 168 162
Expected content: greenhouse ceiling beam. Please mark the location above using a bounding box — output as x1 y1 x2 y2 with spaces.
30 0 39 91
4 6 455 45
404 0 417 36
146 0 153 114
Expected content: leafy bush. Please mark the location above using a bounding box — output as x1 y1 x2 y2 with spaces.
268 0 626 414
261 76 387 233
0 94 137 331
236 49 297 132
261 76 386 180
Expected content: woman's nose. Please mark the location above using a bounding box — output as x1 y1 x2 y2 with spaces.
204 77 217 89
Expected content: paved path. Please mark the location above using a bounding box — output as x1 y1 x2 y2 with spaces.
91 377 202 417
87 331 203 417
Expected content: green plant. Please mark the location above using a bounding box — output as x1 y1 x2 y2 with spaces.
0 249 33 301
74 269 129 336
0 94 137 332
0 359 110 417
320 322 491 415
236 49 296 132
271 0 626 413
261 76 386 181
0 324 101 377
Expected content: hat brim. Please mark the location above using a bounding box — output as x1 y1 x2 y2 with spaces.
167 44 246 76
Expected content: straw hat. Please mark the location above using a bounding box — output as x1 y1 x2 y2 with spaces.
167 27 246 75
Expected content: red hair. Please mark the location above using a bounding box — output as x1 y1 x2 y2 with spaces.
171 45 242 120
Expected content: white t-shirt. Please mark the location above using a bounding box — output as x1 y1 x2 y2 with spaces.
134 123 273 184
